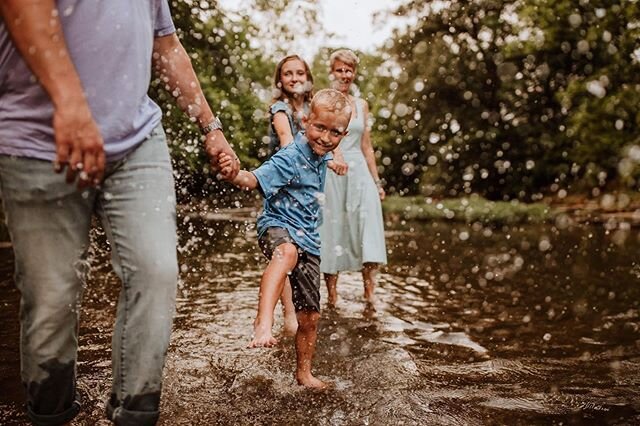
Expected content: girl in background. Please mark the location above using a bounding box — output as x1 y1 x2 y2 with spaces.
265 55 314 335
267 54 314 155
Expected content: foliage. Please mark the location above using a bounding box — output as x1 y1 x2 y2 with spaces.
383 194 553 224
150 0 274 201
378 0 640 199
151 0 639 203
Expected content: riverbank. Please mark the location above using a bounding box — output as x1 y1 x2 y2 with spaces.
1 192 639 244
382 193 640 227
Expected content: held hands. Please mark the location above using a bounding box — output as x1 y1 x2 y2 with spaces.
53 100 105 189
205 130 239 180
217 152 237 181
328 159 348 176
329 148 348 176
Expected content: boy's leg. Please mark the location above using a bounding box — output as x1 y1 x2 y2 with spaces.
0 156 95 425
96 127 179 426
289 253 326 388
251 240 298 347
280 278 298 335
295 310 326 389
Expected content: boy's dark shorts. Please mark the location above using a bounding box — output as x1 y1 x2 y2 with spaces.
258 227 321 313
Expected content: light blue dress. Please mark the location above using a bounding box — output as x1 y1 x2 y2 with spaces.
319 98 387 274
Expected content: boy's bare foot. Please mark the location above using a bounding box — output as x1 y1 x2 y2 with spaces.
248 325 278 348
296 373 329 389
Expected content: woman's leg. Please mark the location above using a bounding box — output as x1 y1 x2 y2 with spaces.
362 263 379 304
324 273 339 306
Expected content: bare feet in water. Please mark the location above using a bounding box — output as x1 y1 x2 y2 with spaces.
296 372 329 390
248 323 278 348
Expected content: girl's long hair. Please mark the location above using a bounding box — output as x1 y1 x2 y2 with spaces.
271 55 314 108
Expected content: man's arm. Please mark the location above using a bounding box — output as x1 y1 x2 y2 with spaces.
152 33 239 179
0 0 105 187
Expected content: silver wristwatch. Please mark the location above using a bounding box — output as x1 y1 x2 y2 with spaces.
200 116 223 134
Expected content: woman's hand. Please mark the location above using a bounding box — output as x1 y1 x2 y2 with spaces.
375 179 385 200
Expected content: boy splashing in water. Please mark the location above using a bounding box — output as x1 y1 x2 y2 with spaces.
219 88 351 388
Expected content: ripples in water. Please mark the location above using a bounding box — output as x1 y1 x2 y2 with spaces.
0 219 639 424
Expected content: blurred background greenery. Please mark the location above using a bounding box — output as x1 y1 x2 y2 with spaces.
156 0 639 205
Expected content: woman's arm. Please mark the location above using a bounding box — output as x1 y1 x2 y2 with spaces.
272 112 294 148
360 100 385 200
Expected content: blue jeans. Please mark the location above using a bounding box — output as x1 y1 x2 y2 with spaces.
0 125 178 426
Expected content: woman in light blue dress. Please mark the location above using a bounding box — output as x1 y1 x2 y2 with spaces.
319 49 387 306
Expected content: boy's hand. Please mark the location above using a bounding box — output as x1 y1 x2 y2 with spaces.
328 159 348 176
205 130 240 179
217 152 236 180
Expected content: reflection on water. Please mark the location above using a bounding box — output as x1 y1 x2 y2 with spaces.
1 216 639 424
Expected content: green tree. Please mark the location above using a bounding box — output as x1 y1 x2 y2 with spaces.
150 0 274 200
379 0 640 199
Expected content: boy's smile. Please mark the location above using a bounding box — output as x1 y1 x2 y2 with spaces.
303 108 350 155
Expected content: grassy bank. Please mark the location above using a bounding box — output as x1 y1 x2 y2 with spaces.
382 195 554 225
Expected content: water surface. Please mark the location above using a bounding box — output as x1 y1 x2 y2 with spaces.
1 214 639 425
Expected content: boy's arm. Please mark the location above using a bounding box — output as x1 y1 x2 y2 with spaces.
218 153 257 190
152 33 239 178
228 170 258 191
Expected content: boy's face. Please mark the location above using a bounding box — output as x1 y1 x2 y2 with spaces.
303 106 350 155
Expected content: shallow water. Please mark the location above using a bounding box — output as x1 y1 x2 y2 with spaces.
1 213 639 425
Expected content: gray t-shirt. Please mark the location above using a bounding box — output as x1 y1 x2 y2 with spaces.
0 0 175 161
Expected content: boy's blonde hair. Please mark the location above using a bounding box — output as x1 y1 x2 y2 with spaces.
310 89 352 121
329 49 359 70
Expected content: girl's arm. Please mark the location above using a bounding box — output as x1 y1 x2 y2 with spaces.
360 100 385 200
272 112 294 148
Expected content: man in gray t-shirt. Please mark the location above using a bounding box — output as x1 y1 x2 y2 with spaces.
0 1 239 425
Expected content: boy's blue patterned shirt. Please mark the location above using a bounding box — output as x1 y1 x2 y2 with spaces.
253 131 332 256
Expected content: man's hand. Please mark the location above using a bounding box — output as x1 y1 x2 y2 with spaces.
0 0 105 189
328 159 348 176
205 130 239 180
53 100 105 189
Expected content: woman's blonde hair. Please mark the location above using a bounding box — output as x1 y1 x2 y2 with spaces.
329 49 359 70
